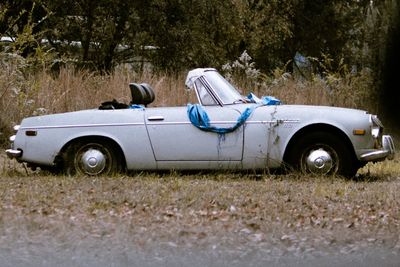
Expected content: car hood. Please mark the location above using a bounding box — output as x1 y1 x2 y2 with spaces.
273 104 368 115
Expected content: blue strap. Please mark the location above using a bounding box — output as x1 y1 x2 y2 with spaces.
187 93 281 134
129 104 145 109
187 104 258 134
247 93 281 105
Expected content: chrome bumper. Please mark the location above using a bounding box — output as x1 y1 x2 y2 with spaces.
360 135 395 162
5 149 22 159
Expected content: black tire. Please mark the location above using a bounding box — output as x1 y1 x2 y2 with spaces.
64 141 122 176
286 131 358 177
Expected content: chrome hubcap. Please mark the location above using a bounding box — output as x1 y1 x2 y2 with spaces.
304 148 334 174
80 148 107 175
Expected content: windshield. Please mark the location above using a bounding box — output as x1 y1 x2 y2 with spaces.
204 70 243 104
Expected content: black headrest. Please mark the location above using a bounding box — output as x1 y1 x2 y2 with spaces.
140 83 155 104
129 83 155 106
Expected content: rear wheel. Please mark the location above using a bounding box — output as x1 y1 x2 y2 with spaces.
286 131 358 177
65 141 122 176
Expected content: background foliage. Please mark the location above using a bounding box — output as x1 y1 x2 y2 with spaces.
0 0 397 74
0 0 399 146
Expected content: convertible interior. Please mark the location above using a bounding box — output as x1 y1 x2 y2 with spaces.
98 82 156 110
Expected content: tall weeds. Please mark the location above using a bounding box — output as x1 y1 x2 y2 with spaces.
0 52 378 147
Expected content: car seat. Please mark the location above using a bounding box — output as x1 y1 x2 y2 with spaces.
129 83 155 106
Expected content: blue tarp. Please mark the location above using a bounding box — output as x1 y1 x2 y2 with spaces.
187 94 281 134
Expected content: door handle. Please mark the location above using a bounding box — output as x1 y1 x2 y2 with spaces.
148 116 164 121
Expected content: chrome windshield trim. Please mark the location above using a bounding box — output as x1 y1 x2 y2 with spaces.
198 76 223 106
20 122 145 130
201 71 243 106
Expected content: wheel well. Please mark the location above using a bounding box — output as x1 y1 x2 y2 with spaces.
56 136 126 169
283 124 356 163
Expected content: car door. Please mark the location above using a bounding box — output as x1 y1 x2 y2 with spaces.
145 106 244 164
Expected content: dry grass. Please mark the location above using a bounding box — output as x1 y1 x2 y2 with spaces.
0 54 381 146
1 151 399 254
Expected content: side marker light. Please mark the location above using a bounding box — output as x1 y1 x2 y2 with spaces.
353 129 366 136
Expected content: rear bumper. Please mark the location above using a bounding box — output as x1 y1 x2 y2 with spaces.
360 135 395 162
5 149 22 159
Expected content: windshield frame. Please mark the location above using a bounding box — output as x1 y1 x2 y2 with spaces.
201 70 244 105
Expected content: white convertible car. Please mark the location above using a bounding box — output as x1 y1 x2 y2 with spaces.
5 68 395 177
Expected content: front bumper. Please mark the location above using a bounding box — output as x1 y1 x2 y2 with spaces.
360 135 395 162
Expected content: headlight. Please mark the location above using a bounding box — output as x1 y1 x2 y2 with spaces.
371 127 380 138
9 124 20 150
370 115 383 147
370 115 383 137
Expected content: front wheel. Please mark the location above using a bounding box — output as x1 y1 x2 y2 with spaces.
65 141 122 176
286 131 358 177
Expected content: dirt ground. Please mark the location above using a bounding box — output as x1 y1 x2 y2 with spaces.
0 152 400 266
